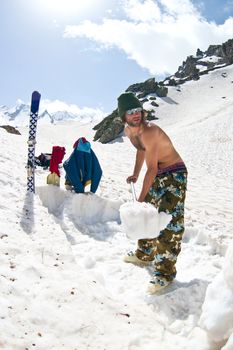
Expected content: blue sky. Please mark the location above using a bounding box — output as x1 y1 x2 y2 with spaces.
1 0 233 112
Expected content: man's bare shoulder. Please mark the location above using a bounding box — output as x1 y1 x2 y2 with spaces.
143 122 162 136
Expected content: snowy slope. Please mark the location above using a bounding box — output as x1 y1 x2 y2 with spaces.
0 64 233 350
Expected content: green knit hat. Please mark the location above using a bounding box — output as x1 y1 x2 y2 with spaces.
117 92 142 120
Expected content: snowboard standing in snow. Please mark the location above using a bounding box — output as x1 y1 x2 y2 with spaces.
27 91 41 193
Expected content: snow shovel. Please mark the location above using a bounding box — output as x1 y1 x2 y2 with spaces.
47 172 60 186
119 182 171 240
130 181 137 202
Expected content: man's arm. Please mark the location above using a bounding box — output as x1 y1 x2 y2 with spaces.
138 147 158 202
125 126 145 183
127 150 145 183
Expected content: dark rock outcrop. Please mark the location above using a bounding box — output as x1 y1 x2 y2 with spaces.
126 78 168 98
166 38 233 86
0 125 21 135
175 56 200 80
93 109 124 144
223 39 233 64
205 39 233 63
196 48 204 58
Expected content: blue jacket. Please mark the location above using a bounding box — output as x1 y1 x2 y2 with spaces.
63 139 102 193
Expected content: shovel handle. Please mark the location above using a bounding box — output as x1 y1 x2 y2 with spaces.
130 182 137 202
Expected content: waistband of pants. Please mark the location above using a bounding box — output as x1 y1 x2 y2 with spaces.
157 162 187 176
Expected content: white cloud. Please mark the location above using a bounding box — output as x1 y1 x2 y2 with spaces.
159 0 200 16
64 0 233 76
123 0 161 22
40 99 104 116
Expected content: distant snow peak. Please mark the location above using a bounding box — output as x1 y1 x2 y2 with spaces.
0 100 104 127
0 105 8 111
5 103 30 125
16 98 24 105
39 110 53 124
52 110 76 121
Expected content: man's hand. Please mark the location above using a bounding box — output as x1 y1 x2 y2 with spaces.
126 175 138 183
137 196 144 202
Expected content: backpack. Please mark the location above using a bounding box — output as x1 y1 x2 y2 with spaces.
35 153 52 169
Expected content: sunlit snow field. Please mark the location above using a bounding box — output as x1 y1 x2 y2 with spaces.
0 65 233 350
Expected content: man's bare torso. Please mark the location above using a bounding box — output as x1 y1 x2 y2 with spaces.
125 122 183 169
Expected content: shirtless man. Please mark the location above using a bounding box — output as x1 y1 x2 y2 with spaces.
117 92 188 293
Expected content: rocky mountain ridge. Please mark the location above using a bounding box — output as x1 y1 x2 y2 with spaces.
93 38 233 143
165 38 233 85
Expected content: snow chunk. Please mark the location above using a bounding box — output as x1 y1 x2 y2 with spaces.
223 242 233 291
37 186 121 224
71 193 121 224
199 242 233 343
119 201 171 239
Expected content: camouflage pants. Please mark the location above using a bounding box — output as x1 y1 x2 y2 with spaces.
136 169 187 282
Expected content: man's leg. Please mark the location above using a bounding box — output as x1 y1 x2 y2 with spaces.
148 171 187 291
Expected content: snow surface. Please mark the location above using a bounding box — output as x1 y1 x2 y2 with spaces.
0 64 233 349
197 55 222 63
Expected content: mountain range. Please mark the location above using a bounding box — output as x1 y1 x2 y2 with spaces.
0 100 104 127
